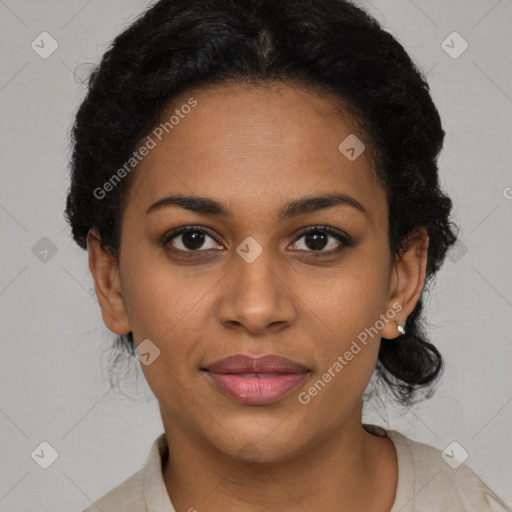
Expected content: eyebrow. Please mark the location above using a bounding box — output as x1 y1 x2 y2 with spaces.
145 192 368 220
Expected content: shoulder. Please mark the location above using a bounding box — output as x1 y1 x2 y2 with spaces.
364 424 511 512
80 465 146 512
80 433 172 512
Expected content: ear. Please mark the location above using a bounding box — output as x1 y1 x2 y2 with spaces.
381 226 429 340
87 228 131 335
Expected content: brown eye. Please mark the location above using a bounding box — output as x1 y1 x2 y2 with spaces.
302 231 329 250
290 226 354 255
163 226 223 252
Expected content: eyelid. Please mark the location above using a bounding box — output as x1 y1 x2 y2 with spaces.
292 225 352 242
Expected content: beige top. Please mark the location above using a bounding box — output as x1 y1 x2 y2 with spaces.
82 424 511 511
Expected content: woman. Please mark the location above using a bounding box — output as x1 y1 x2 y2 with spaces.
65 0 511 510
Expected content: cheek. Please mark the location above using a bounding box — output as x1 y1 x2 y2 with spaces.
118 246 214 381
297 244 390 393
297 283 386 423
303 249 391 340
119 242 207 340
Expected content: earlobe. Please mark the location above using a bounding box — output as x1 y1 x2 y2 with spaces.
382 226 429 339
87 229 131 335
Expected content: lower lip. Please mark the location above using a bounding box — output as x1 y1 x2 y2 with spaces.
205 371 309 405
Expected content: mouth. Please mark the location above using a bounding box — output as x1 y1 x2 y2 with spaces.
202 354 310 405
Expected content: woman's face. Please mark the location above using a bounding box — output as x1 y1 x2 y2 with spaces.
91 82 422 462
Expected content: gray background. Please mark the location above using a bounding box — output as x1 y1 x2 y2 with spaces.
1 0 511 510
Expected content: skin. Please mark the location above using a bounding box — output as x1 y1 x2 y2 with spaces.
87 82 429 512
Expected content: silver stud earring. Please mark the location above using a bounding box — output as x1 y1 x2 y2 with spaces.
397 323 406 336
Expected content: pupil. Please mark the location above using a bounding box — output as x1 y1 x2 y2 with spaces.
183 231 205 250
305 232 327 250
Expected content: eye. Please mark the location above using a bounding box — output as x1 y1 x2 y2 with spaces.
290 226 354 255
162 226 223 252
162 225 354 255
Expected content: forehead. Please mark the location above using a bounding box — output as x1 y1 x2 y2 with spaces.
125 82 387 223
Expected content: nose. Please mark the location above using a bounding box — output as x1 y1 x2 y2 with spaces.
216 248 298 336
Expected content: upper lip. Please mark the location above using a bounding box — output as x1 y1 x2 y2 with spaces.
203 354 309 374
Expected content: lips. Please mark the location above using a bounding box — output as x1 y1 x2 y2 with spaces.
203 354 310 405
205 354 309 374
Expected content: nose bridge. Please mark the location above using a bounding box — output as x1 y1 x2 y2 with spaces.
234 241 283 309
238 246 279 296
217 239 297 333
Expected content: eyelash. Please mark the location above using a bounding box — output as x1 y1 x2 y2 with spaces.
161 225 355 257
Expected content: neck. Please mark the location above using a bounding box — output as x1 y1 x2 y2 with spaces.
160 402 397 512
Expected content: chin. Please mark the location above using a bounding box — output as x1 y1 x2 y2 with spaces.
210 420 307 465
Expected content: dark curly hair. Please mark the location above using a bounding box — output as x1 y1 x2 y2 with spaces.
64 0 458 406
